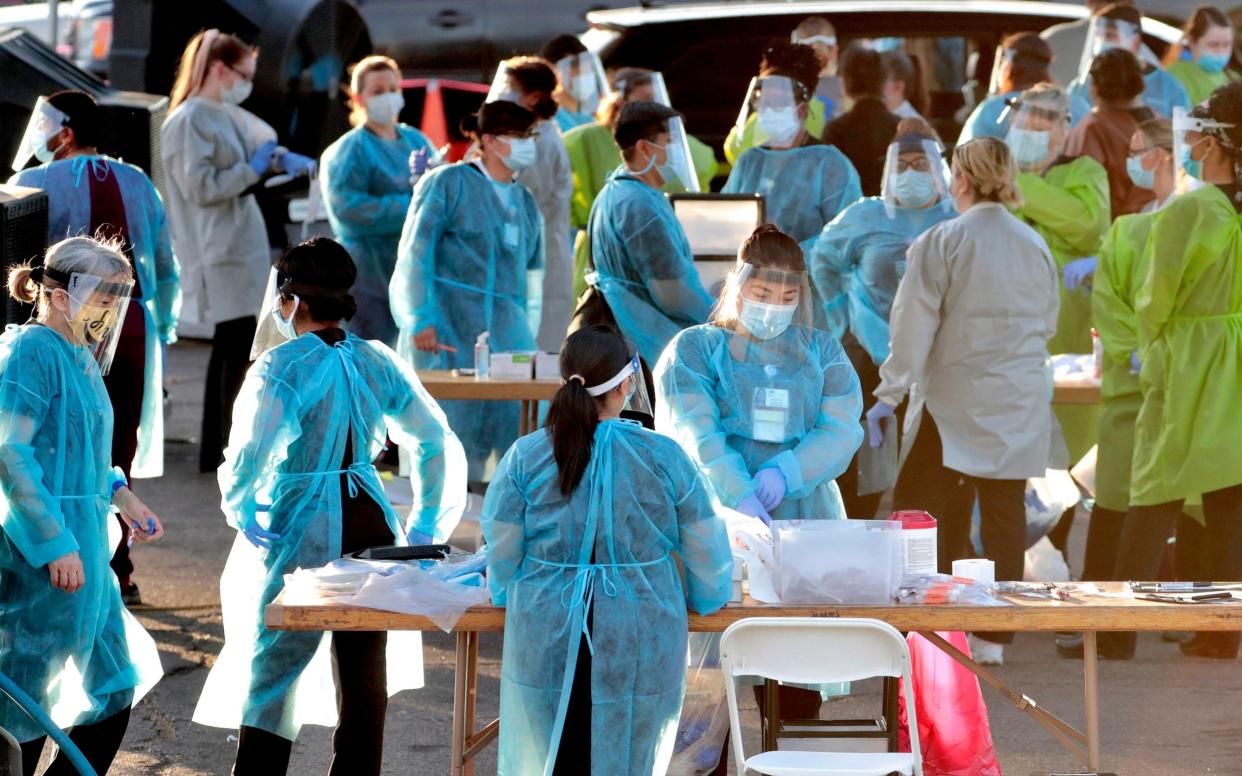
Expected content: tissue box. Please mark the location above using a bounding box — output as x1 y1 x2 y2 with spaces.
535 351 560 380
489 352 536 380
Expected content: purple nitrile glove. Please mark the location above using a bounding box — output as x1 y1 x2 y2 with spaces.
736 494 772 526
753 468 787 512
865 401 896 448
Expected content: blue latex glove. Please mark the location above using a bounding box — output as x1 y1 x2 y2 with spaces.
249 139 279 176
410 148 430 177
753 468 787 512
1062 256 1097 291
242 522 282 549
279 151 317 178
865 401 896 448
407 529 434 546
1130 349 1141 374
736 494 772 526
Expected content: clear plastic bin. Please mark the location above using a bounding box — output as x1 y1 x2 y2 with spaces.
773 520 902 604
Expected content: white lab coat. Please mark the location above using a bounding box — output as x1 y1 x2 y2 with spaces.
161 97 274 327
517 117 573 352
875 202 1059 479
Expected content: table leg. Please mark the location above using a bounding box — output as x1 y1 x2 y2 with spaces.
451 632 470 776
763 679 781 752
1083 631 1101 773
464 632 479 776
519 400 532 436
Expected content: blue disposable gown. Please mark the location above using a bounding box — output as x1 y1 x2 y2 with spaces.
319 124 438 345
193 332 467 738
721 145 862 249
1067 67 1190 124
809 196 957 362
587 170 714 366
0 325 163 742
391 162 543 479
654 323 863 519
957 91 1020 145
554 108 594 133
9 156 181 478
480 420 733 775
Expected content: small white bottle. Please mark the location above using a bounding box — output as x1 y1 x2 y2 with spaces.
474 332 490 381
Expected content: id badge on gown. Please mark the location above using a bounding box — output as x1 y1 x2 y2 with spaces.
752 387 790 443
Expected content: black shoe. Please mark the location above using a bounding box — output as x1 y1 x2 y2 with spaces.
1179 633 1240 659
121 582 143 607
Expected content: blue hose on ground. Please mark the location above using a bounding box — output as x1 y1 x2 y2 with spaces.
0 670 97 776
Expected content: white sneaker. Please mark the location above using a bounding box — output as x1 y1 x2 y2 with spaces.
968 634 1005 666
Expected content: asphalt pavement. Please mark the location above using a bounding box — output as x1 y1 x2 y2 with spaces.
53 340 1241 775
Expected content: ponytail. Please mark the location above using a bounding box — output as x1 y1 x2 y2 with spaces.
545 325 632 496
7 264 38 305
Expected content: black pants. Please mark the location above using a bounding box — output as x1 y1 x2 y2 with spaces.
104 303 147 587
201 316 257 472
838 334 884 520
20 706 131 776
892 412 1026 644
552 618 592 774
233 421 395 776
1101 484 1242 655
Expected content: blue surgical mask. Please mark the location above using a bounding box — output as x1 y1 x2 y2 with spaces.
1199 51 1231 74
1008 128 1051 167
738 298 797 340
501 136 537 172
892 169 938 208
656 144 684 187
221 78 253 105
273 296 299 340
1126 154 1155 190
365 91 404 125
1180 144 1204 180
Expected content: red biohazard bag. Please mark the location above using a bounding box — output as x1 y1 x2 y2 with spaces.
898 631 1002 776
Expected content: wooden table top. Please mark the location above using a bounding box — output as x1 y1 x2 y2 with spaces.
267 583 1242 634
417 370 560 402
1052 375 1101 405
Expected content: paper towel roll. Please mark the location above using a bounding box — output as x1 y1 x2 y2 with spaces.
952 558 995 584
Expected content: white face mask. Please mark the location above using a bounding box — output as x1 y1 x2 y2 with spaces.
365 91 405 125
738 297 798 340
272 296 299 340
221 77 253 105
757 107 801 146
501 136 537 172
568 74 598 104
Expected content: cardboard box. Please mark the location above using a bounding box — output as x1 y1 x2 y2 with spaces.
535 352 560 380
489 351 536 380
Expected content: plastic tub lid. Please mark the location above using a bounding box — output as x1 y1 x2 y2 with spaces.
890 510 937 529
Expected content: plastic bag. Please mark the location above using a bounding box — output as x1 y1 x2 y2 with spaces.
1023 536 1070 582
720 507 778 603
969 469 1082 552
897 574 1006 607
667 634 731 775
282 555 491 631
773 520 901 604
898 631 1002 776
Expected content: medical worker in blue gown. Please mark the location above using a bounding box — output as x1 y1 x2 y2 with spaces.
722 42 861 255
655 224 863 724
809 119 956 517
0 237 164 776
193 238 467 775
320 55 439 345
391 101 543 480
9 89 181 602
577 101 714 368
957 32 1054 145
481 324 732 776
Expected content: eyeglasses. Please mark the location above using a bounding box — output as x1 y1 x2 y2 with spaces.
895 157 933 173
228 64 254 83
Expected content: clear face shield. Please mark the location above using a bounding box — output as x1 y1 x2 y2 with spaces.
1078 16 1140 84
790 32 838 76
647 71 699 192
555 51 611 115
1173 106 1234 191
584 350 653 426
986 45 1010 97
250 267 294 360
881 136 952 217
12 97 69 171
1003 98 1070 172
41 265 135 375
486 61 520 105
713 262 814 342
735 75 810 151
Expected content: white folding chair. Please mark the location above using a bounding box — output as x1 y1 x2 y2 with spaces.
720 618 923 776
